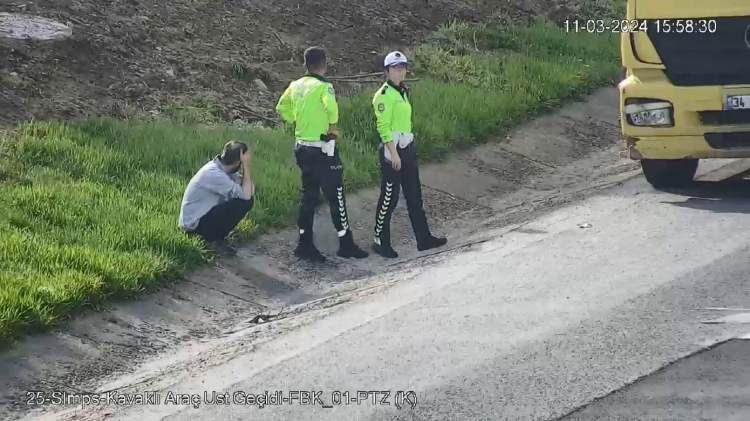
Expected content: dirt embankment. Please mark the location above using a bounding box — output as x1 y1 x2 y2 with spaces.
0 0 611 126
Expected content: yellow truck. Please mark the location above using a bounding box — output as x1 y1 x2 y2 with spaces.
619 0 750 187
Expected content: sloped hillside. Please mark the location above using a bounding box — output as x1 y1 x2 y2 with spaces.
0 0 616 125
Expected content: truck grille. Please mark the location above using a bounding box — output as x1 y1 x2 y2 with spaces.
700 110 750 126
647 17 750 86
705 132 750 149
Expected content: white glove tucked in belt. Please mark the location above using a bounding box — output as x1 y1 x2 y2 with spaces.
394 132 414 149
321 139 336 157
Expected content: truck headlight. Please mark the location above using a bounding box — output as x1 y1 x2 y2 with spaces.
624 100 674 127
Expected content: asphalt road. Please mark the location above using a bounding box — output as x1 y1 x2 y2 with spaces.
46 172 750 421
563 339 750 421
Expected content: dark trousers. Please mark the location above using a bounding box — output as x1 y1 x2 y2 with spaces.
373 143 430 246
294 145 350 237
194 198 254 242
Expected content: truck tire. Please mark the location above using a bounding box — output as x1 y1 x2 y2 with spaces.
641 159 699 189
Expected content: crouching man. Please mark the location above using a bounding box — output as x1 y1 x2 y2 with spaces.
179 140 255 254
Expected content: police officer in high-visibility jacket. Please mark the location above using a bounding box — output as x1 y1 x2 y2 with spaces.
371 51 447 258
276 47 368 262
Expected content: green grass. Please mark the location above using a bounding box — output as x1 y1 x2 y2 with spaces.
0 20 620 347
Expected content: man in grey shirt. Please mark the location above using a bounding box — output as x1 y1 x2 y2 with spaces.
179 141 255 250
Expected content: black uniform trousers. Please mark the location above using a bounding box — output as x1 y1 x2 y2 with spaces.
373 142 430 246
194 198 254 242
294 144 351 237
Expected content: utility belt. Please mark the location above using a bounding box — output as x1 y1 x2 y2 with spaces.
383 132 414 161
393 132 414 149
296 134 336 157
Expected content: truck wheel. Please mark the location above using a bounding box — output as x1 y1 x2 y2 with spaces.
641 159 699 189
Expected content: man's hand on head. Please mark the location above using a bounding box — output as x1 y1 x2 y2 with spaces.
241 148 252 167
239 148 254 199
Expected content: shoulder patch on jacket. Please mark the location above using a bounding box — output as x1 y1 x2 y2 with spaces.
377 103 386 113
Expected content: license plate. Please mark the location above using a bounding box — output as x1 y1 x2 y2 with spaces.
726 95 750 110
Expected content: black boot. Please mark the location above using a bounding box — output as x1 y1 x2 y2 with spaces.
417 234 447 252
372 239 398 259
294 231 326 262
337 231 369 259
372 225 398 258
207 239 238 257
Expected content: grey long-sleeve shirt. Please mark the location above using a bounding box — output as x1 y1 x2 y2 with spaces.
178 157 253 231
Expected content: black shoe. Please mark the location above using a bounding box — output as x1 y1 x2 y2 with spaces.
208 240 238 257
417 235 447 252
372 242 399 259
337 232 369 259
294 243 326 263
338 243 369 259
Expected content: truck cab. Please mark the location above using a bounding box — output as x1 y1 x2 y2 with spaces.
619 0 750 188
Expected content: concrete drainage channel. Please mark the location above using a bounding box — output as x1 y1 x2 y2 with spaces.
5 87 745 420
559 338 750 420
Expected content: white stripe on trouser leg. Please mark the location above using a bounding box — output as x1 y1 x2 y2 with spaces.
374 182 394 242
336 187 349 232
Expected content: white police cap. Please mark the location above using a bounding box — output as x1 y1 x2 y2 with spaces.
384 51 408 68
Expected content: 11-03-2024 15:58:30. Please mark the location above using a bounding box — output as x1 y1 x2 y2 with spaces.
564 18 718 34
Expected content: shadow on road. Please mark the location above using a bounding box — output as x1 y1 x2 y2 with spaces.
661 179 750 214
